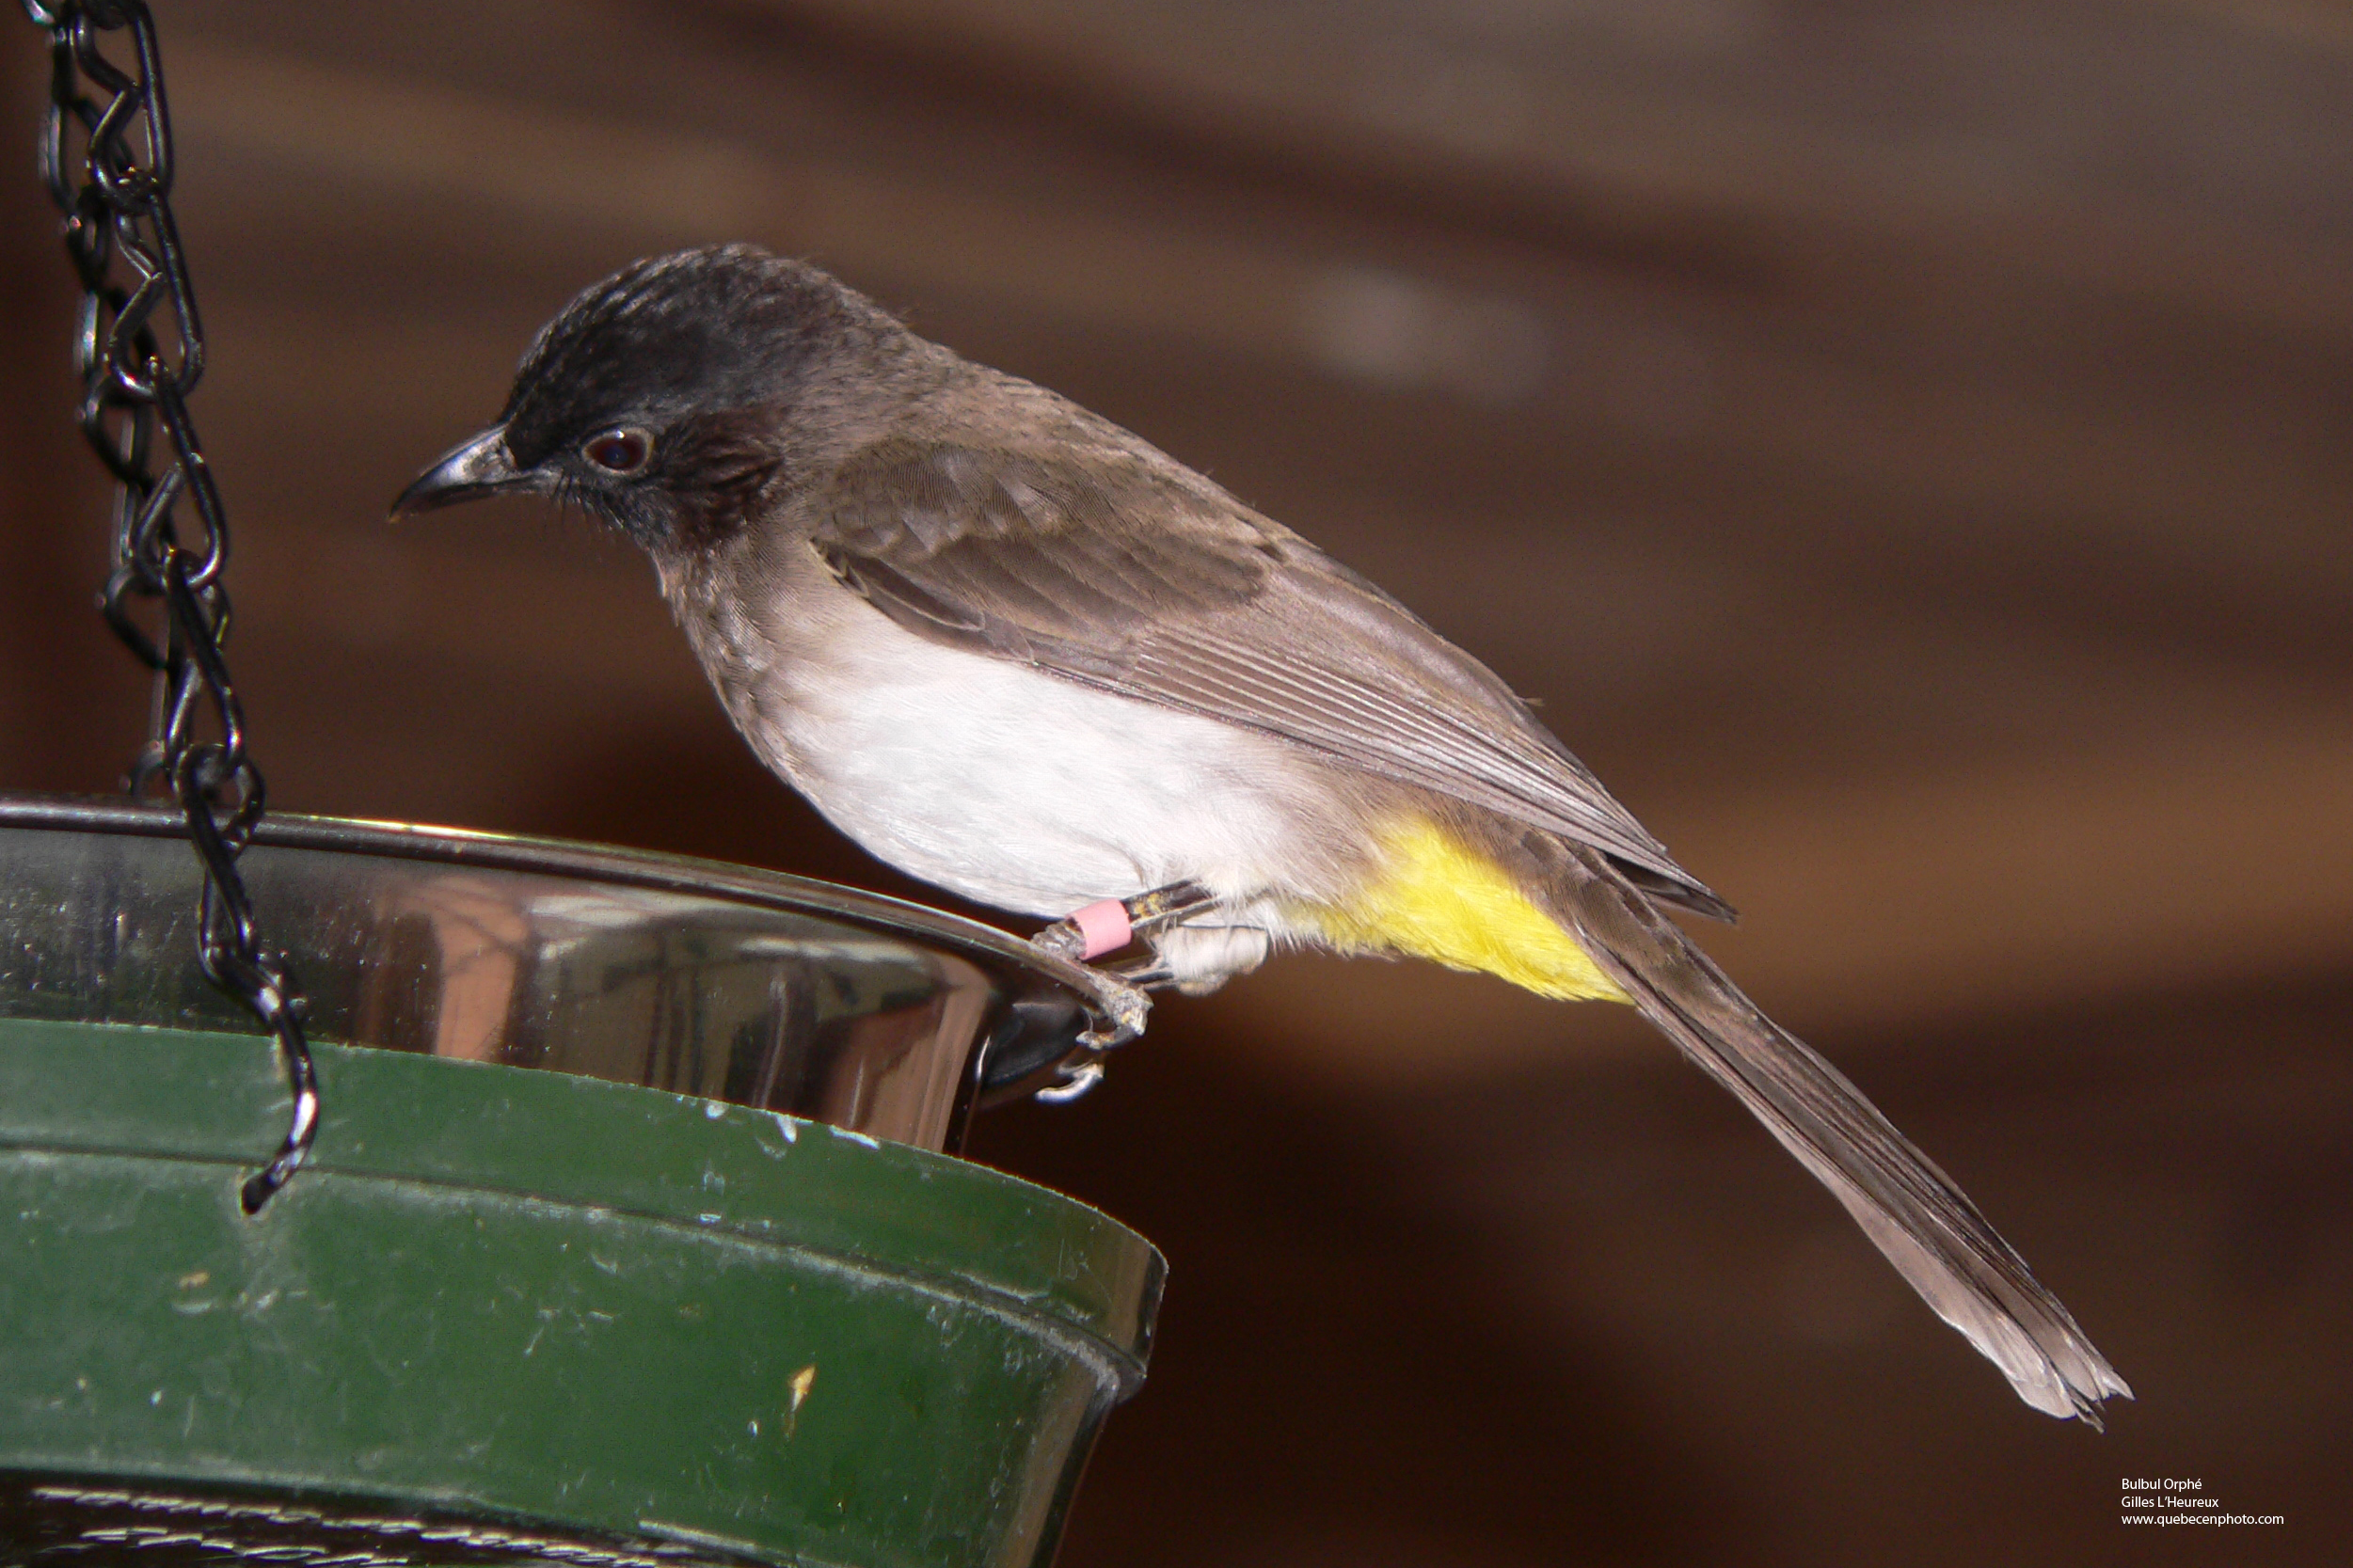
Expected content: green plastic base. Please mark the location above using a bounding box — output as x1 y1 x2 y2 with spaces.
0 1022 1161 1567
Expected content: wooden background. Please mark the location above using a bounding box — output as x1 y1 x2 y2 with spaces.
3 3 2346 1561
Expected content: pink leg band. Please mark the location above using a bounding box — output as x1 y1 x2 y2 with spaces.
1069 898 1133 960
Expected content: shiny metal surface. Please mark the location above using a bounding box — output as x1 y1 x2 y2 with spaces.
0 794 1109 1150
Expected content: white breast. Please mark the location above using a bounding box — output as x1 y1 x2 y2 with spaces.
670 555 1346 920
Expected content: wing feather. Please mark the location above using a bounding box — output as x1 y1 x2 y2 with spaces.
813 437 1731 916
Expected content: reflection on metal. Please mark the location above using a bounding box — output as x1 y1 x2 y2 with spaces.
0 794 1110 1149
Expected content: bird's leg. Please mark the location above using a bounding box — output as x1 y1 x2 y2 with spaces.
1105 956 1176 989
1031 879 1217 966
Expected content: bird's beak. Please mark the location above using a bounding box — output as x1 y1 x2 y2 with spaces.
390 425 534 517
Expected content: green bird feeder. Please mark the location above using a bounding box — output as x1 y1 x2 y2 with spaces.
0 798 1162 1567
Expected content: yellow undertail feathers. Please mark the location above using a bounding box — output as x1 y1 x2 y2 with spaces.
1296 818 1630 1003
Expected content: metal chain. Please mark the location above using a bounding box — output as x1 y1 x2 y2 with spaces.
26 0 317 1212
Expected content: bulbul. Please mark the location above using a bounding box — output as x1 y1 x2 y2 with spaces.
396 243 2129 1423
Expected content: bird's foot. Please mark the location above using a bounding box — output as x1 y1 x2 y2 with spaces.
1010 951 1160 1102
1023 971 1147 1105
1029 884 1217 1091
1074 967 1153 1050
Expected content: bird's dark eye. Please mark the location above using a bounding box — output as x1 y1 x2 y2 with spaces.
580 427 652 475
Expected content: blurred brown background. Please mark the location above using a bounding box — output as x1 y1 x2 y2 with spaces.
5 2 2349 1562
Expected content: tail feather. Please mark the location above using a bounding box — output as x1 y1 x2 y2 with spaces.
1538 839 2132 1423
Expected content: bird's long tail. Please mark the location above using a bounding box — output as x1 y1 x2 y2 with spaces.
1521 833 2131 1423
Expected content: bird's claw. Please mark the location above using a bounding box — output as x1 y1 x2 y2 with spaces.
1075 970 1152 1049
1034 1056 1105 1103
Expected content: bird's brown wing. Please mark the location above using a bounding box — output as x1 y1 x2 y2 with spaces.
810 436 1730 916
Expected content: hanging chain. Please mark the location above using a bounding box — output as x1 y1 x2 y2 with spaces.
26 0 317 1212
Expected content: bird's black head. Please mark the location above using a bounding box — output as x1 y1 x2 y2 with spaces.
393 245 902 548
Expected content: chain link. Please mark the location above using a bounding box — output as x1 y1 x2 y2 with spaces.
26 0 318 1212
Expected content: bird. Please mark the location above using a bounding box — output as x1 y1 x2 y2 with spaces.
395 243 2131 1424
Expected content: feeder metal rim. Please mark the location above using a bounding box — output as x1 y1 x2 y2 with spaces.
0 789 1120 1044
